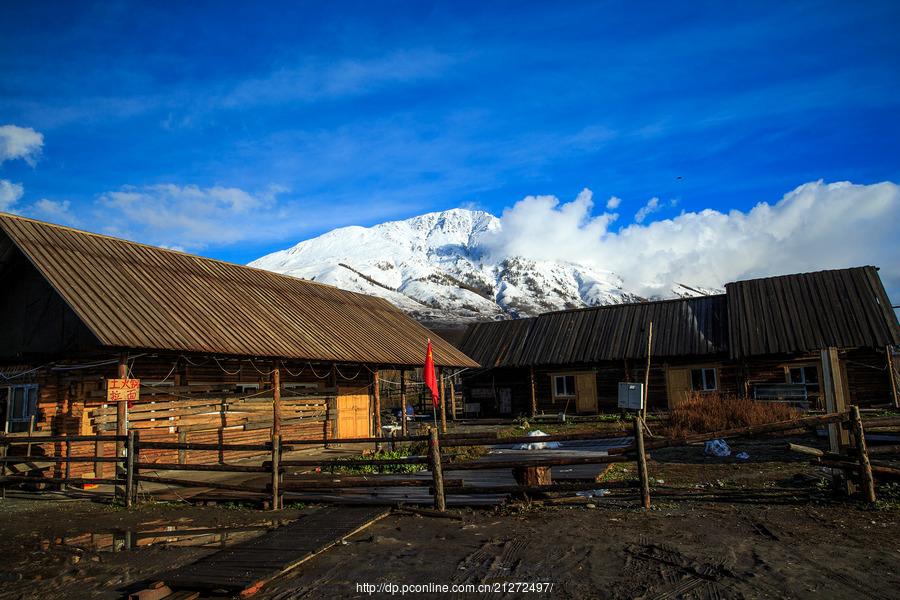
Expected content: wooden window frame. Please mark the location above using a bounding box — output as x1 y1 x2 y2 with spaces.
690 367 718 392
551 373 577 401
783 363 821 397
4 384 38 433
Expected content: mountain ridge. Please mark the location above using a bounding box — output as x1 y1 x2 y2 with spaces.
249 208 718 324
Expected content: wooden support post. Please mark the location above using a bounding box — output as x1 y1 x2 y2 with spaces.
821 348 849 453
439 368 447 434
821 347 852 495
428 427 446 512
125 430 135 508
850 405 876 504
634 416 651 510
887 346 899 410
272 363 281 437
373 368 382 450
449 373 457 421
116 355 128 465
131 431 140 506
400 370 408 436
642 322 653 420
271 434 282 510
530 367 537 418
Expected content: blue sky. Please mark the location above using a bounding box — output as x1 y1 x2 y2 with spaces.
1 1 899 266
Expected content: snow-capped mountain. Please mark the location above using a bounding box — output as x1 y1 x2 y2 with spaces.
249 208 715 324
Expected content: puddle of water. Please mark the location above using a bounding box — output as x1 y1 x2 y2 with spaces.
43 519 293 553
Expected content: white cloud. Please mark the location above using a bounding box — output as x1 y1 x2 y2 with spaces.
485 180 900 299
605 196 622 210
487 188 618 264
31 198 72 221
90 184 295 250
0 180 24 211
222 49 455 108
0 125 44 165
634 197 661 223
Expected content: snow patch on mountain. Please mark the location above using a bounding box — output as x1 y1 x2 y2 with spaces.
249 208 717 324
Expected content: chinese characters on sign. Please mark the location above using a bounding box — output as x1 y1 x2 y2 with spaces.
107 378 140 407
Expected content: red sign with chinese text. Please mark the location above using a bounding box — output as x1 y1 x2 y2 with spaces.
107 378 140 407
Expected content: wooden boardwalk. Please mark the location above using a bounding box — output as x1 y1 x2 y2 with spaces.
157 505 389 596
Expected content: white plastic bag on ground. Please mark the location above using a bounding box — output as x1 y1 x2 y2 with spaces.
704 439 731 457
514 430 561 450
736 451 750 460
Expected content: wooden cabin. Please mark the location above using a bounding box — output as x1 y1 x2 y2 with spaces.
0 213 477 476
457 267 900 417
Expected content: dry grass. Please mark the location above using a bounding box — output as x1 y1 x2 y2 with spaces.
668 391 800 438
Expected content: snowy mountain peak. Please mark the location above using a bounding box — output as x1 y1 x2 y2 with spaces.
249 208 712 325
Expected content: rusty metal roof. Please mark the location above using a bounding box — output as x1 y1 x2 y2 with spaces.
0 213 478 368
726 266 900 359
458 295 729 367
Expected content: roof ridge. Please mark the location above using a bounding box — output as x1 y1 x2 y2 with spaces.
724 265 877 287
0 211 356 295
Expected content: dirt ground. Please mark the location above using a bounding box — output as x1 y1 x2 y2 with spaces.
1 435 899 599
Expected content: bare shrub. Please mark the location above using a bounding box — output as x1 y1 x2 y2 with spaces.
668 391 800 437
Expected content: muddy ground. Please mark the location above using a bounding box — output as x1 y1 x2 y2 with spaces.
1 435 899 599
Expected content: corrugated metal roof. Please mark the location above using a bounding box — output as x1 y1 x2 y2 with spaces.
0 213 478 368
459 266 900 368
458 295 729 367
726 266 900 358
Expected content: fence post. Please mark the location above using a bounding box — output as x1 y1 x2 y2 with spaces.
429 427 446 512
850 405 876 504
634 416 651 510
125 431 135 508
271 434 282 511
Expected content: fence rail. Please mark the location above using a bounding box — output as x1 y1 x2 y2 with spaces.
1 410 898 511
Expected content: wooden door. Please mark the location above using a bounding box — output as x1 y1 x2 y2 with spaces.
336 386 371 439
575 373 598 413
667 368 691 409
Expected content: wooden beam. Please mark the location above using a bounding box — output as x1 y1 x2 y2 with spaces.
642 322 653 419
271 434 282 510
850 405 876 504
373 369 382 449
272 363 281 437
428 427 445 512
116 355 127 462
887 346 899 409
634 416 650 510
821 347 849 453
530 367 537 418
400 369 408 436
449 372 457 422
439 368 447 434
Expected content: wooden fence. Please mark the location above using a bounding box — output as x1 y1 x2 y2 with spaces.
1 408 898 511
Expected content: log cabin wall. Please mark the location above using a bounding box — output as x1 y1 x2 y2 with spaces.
459 348 896 416
2 354 374 477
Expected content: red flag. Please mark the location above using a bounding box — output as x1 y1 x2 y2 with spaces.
424 339 439 407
